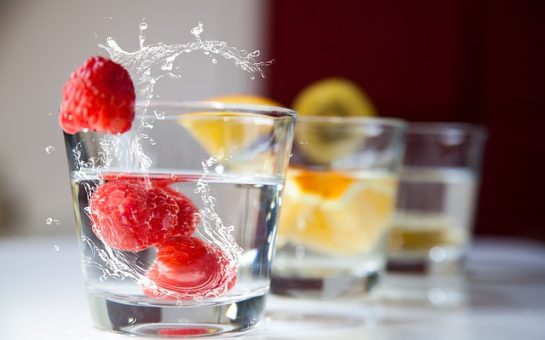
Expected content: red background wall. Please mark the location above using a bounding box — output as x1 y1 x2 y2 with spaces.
266 0 545 242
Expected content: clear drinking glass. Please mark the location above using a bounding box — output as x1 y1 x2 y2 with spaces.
64 102 295 336
271 116 406 298
384 122 487 305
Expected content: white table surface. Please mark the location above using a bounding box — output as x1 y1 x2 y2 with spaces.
1 235 544 340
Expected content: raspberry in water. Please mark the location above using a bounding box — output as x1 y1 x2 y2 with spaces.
144 236 236 299
89 180 197 251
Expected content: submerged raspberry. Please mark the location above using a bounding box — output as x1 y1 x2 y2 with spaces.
99 173 188 187
59 56 135 135
89 180 197 251
162 186 199 238
144 236 236 299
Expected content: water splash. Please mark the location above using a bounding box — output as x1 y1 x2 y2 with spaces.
195 157 242 264
77 20 273 173
99 21 273 106
71 21 266 300
78 158 240 300
71 138 120 180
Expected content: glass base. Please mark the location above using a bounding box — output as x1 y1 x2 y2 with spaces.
378 272 467 306
270 271 379 299
87 292 266 337
379 253 467 306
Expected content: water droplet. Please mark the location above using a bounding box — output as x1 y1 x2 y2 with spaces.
190 22 204 36
248 50 261 58
250 75 255 80
128 317 136 325
161 63 173 71
212 58 217 64
48 112 53 117
289 153 293 158
139 22 148 31
45 146 55 154
53 245 60 252
45 218 60 226
204 51 210 55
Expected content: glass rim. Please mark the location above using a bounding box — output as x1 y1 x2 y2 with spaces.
136 100 297 118
406 122 487 137
295 115 406 129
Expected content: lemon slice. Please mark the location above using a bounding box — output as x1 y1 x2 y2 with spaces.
178 95 281 157
292 78 377 164
388 212 463 252
278 168 396 256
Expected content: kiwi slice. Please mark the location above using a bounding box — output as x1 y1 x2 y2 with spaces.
292 78 377 164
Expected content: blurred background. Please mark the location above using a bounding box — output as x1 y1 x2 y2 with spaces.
0 0 543 243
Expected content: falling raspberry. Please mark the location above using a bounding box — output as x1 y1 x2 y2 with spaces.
89 180 198 252
59 56 135 135
144 236 236 299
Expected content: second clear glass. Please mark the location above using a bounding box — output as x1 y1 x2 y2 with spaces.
271 116 406 298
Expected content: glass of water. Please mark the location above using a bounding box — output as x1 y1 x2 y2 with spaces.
384 122 487 305
64 102 295 337
271 116 406 298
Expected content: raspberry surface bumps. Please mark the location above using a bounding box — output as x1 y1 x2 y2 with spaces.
59 56 135 134
145 236 236 299
89 179 198 252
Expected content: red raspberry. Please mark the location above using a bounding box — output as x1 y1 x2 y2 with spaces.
162 186 199 238
100 173 187 190
89 180 197 251
59 56 135 135
144 237 236 299
158 328 209 336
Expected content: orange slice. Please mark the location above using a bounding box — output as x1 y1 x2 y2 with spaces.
278 168 397 255
178 95 281 157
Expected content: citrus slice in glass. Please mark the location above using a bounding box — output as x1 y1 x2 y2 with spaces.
278 168 396 255
178 95 281 157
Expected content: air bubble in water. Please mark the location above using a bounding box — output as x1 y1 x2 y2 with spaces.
45 146 55 154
